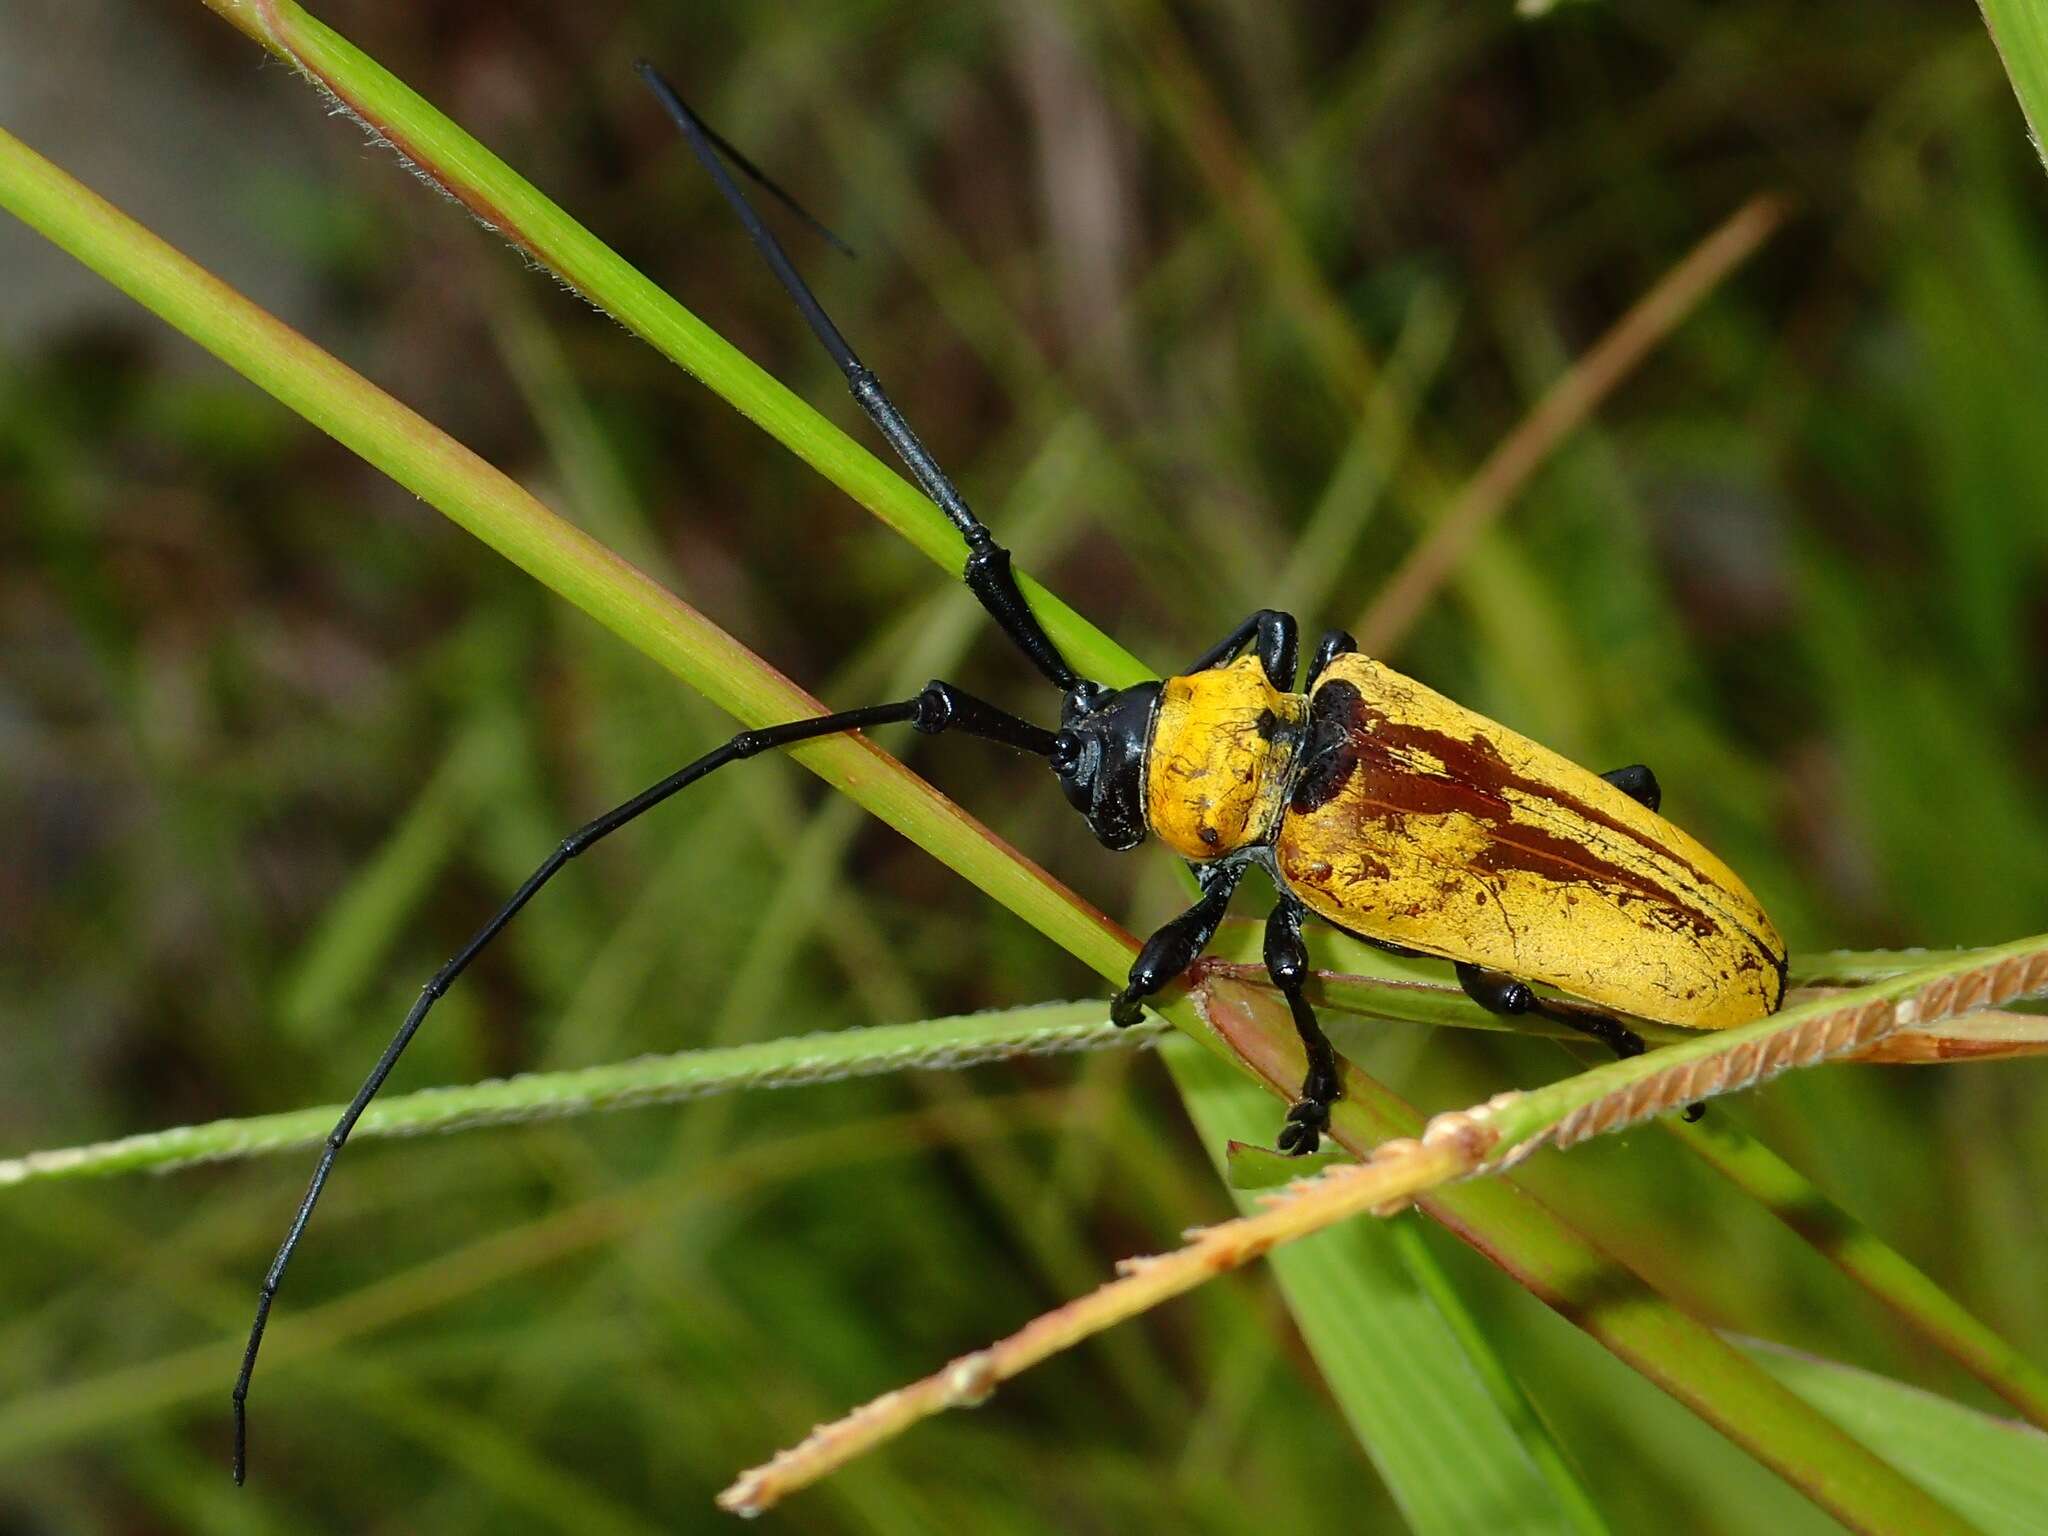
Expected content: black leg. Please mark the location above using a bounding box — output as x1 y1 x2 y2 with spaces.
232 680 1054 1483
1305 629 1356 690
639 64 1090 705
1455 961 1646 1056
1185 610 1299 691
1454 961 1704 1121
1601 763 1661 813
1110 862 1249 1027
1264 900 1343 1155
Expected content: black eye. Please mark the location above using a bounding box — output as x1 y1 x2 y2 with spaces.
1051 731 1081 772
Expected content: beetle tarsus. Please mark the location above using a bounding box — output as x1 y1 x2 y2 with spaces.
1277 1096 1332 1156
1304 629 1356 691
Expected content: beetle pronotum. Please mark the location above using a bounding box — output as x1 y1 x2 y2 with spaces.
231 63 1787 1479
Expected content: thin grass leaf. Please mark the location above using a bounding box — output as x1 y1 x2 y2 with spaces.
0 122 1148 1008
0 1097 1055 1468
1355 193 1789 655
1212 930 2048 1059
12 27 2031 1536
193 0 1144 694
1168 1036 1608 1536
277 712 509 1044
0 1004 1147 1186
725 938 2047 1524
312 1360 667 1536
1744 1340 2048 1536
1671 1114 2048 1429
1225 1140 1349 1190
1978 0 2048 173
1471 939 2048 1158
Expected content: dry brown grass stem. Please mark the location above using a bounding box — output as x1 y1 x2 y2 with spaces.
1527 945 2048 1157
716 1124 1482 1516
1355 192 1791 654
721 939 2048 1514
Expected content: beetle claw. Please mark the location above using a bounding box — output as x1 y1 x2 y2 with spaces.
1277 1097 1331 1156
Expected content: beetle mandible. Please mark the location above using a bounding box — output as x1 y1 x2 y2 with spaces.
231 63 1788 1479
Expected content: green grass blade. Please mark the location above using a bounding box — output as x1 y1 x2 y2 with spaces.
1745 1341 2048 1536
1225 1140 1350 1189
276 712 509 1044
1475 936 2048 1159
0 122 1144 1005
1168 1036 1607 1536
1978 0 2048 174
194 0 1144 693
5 35 2028 1528
1673 1113 2048 1430
0 1003 1147 1186
1198 974 2005 1536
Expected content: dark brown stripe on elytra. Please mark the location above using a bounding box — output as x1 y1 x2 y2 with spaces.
1367 683 1720 893
1299 679 1722 883
1293 681 1722 938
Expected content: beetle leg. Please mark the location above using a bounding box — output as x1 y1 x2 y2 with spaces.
1455 961 1546 1022
1304 629 1356 690
1184 610 1299 691
1600 763 1661 812
1454 962 1704 1121
1456 961 1645 1052
1264 899 1342 1155
1110 862 1249 1026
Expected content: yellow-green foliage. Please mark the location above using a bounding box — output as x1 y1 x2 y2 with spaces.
1 3 2045 1532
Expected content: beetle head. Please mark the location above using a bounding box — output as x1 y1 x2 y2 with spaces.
1051 682 1160 851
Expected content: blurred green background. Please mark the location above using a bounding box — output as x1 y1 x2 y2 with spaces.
3 1 2046 1531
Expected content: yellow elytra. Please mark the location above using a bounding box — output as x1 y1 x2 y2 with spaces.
1141 653 1785 1031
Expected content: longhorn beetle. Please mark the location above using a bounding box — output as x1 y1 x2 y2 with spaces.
231 63 1790 1479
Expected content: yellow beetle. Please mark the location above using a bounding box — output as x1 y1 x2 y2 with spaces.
233 66 1787 1465
633 61 1779 1162
1070 615 1784 1151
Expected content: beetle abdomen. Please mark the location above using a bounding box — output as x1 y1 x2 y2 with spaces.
1275 655 1785 1029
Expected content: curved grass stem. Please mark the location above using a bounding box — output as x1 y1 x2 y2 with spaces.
1978 0 2048 176
195 0 1145 691
0 121 1147 1006
0 1005 1154 1188
5 18 2041 1528
1670 1114 2048 1430
727 937 2048 1523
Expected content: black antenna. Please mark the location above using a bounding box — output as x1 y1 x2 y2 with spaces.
230 681 1058 1483
664 101 856 259
636 62 1089 701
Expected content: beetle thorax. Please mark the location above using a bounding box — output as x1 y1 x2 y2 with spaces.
1144 655 1310 861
